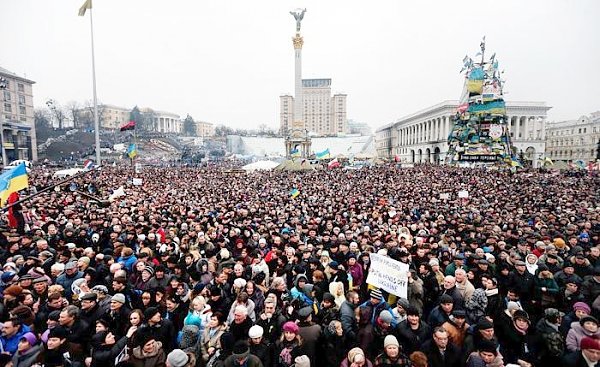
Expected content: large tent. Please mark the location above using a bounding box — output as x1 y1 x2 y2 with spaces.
241 160 280 172
273 159 317 171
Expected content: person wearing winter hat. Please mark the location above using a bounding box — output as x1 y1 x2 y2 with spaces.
392 298 410 325
465 339 499 367
248 325 271 367
294 355 310 367
11 332 41 367
223 341 262 367
378 310 394 326
343 347 372 367
166 349 189 367
563 336 600 367
275 321 303 367
566 315 600 352
374 335 411 367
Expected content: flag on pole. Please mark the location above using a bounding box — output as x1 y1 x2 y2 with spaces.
78 0 92 16
127 144 138 159
289 188 300 199
83 159 95 170
328 158 341 169
290 147 301 158
0 163 29 207
120 121 136 132
315 148 330 159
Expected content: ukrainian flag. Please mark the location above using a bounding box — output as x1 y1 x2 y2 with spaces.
290 188 300 199
315 148 330 159
127 144 138 159
0 163 28 207
290 148 301 158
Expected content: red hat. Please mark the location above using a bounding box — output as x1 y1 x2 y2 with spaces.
581 337 600 350
282 321 299 334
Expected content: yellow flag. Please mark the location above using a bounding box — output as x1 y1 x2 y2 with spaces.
78 0 92 16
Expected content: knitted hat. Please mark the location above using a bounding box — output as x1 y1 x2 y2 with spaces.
48 326 68 340
581 337 600 350
478 339 498 355
379 310 393 324
396 298 410 310
439 294 454 304
506 301 521 312
477 318 494 330
144 307 160 321
111 293 125 304
20 332 37 346
347 348 365 363
282 321 299 334
369 288 382 300
232 341 250 360
573 302 591 314
294 355 310 367
384 335 399 348
249 325 263 339
166 349 189 367
322 292 335 303
143 266 154 276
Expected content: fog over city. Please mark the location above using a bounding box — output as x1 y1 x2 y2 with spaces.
1 0 598 129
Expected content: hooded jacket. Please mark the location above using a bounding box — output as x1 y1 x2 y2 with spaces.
566 321 600 352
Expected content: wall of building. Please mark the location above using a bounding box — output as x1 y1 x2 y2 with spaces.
280 79 348 136
0 66 37 162
375 100 550 166
545 113 600 162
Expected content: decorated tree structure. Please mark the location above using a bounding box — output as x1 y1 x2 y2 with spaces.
446 38 519 167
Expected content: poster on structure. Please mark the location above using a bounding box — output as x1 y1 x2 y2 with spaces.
366 253 409 298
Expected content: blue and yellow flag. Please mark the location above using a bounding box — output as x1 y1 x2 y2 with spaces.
290 148 301 158
290 188 300 199
127 144 138 159
0 163 28 207
315 148 330 159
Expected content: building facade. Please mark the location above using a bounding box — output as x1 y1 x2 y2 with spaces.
375 100 550 166
0 66 37 163
75 104 131 130
195 121 215 137
545 111 600 163
280 78 348 136
139 108 181 134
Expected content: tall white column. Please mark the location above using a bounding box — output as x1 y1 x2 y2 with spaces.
293 34 304 128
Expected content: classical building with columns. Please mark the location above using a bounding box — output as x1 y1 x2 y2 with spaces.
545 111 600 163
375 100 551 166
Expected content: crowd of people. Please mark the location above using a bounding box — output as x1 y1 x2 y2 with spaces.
0 163 598 367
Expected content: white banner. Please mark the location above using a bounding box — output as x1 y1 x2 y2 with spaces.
366 253 409 298
132 178 143 186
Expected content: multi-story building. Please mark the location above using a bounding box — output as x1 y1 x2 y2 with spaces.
545 112 600 163
375 100 551 167
0 66 37 162
280 78 347 136
75 104 130 130
137 108 181 134
195 121 215 137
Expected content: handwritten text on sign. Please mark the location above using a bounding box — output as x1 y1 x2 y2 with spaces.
366 253 409 299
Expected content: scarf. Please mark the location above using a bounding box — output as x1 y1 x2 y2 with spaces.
513 320 528 335
485 288 499 297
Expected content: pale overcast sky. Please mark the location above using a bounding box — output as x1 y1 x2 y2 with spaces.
1 0 599 130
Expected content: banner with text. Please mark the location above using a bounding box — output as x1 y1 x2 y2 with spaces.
366 253 409 298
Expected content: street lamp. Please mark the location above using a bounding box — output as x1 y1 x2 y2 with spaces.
0 77 8 165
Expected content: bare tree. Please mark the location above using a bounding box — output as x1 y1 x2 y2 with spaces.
46 99 66 130
64 101 81 129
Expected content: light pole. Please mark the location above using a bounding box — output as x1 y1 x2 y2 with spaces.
0 77 8 165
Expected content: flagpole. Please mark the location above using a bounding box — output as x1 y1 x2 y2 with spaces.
89 7 101 166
